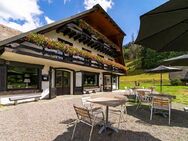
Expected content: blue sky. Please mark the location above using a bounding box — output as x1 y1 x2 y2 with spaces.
0 0 168 44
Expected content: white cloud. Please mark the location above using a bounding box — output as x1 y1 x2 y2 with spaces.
47 0 53 4
84 0 114 11
0 0 53 32
64 0 71 4
44 16 54 24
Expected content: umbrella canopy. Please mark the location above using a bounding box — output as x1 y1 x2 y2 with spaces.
146 65 182 92
136 0 188 52
146 65 182 73
163 54 188 66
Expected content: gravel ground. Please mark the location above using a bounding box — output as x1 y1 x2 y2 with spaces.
0 93 188 141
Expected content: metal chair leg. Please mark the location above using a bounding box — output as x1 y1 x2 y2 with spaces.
118 112 122 129
71 120 78 140
150 107 153 121
118 106 127 129
89 125 94 141
136 101 141 110
123 106 127 121
169 108 171 125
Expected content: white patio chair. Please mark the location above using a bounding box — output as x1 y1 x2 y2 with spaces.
109 95 127 129
81 96 104 115
128 88 134 95
150 97 171 125
127 88 138 102
71 105 104 141
136 90 152 110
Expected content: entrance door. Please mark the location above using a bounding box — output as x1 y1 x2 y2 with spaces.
112 75 118 90
103 74 112 91
55 70 70 95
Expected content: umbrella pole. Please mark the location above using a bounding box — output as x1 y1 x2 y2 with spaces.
160 73 162 93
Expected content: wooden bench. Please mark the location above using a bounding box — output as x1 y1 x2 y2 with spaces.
9 94 41 105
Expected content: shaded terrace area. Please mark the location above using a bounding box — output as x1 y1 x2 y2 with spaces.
0 93 188 141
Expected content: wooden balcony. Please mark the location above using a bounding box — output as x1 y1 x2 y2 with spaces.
5 41 125 74
57 23 118 58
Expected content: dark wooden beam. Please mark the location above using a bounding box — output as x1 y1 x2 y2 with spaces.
0 47 5 55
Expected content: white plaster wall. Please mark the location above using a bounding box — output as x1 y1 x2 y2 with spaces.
41 65 50 99
99 73 103 91
75 72 82 87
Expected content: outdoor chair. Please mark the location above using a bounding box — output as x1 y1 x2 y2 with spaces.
148 86 155 92
127 88 138 102
128 88 135 95
150 97 171 125
136 90 152 110
71 105 104 141
81 96 104 115
109 95 127 129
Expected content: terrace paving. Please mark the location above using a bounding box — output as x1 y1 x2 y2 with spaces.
0 92 188 141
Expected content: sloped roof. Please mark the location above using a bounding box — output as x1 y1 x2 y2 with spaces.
0 24 21 41
0 4 125 65
0 4 125 47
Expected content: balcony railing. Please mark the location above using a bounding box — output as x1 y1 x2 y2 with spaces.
6 41 125 74
57 22 118 58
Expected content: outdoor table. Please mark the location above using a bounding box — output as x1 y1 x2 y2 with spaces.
88 96 126 133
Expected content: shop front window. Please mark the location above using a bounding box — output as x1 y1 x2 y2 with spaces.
83 73 99 87
7 66 39 89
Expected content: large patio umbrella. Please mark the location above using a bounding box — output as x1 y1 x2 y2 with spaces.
146 65 182 92
163 54 188 66
135 0 188 52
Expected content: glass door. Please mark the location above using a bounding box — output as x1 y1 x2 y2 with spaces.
103 74 112 91
62 71 70 94
112 75 118 90
55 70 70 95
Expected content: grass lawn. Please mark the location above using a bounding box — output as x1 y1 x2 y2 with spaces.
120 71 188 105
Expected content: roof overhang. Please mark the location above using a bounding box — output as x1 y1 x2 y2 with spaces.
0 4 125 66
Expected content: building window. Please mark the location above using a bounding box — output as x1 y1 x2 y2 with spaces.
83 72 99 87
7 66 40 90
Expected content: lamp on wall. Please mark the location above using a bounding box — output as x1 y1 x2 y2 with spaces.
24 74 30 88
24 78 30 88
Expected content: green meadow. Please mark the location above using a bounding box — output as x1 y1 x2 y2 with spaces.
120 70 188 105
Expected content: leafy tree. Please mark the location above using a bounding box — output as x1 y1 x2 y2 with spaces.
141 47 186 69
123 39 186 70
